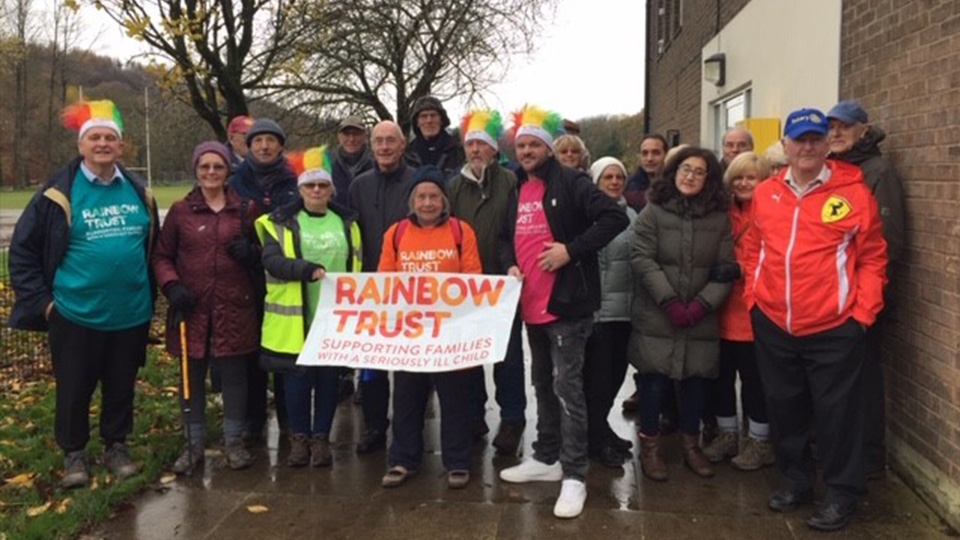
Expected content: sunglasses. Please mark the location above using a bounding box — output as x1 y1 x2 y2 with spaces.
301 182 332 190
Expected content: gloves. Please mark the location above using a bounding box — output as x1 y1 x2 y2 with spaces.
709 262 742 283
163 282 197 314
226 237 255 264
663 298 690 328
685 299 709 326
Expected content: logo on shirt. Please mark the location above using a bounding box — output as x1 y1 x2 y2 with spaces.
821 195 852 223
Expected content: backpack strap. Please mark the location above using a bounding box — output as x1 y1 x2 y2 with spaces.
392 218 411 251
393 216 462 254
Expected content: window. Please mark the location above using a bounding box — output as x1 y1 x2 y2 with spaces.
713 89 751 151
656 0 683 56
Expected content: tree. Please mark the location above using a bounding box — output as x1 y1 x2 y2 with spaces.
84 0 307 140
265 0 556 134
11 0 34 187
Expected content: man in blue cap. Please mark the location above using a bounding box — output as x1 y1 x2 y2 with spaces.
741 107 888 532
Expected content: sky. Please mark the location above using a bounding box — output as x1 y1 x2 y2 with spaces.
49 0 646 122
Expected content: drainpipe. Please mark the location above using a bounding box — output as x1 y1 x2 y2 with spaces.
643 0 652 134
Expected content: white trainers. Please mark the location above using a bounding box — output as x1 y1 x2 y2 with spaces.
499 459 563 483
553 479 587 518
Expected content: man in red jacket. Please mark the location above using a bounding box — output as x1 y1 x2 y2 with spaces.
741 108 887 532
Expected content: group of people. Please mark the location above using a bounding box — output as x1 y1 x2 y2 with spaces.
9 93 902 530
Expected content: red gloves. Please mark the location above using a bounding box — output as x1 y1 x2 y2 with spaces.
663 298 709 328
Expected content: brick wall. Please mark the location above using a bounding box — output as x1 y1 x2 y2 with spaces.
645 0 750 143
840 0 960 528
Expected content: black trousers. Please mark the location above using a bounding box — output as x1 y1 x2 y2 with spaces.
48 310 149 452
752 308 867 504
863 315 886 472
361 370 390 434
583 321 631 450
710 339 768 423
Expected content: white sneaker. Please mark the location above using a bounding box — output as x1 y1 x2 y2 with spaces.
499 459 562 483
553 479 587 518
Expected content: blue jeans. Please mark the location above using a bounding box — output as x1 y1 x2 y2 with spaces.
527 317 593 481
639 374 707 437
284 366 339 437
471 313 526 425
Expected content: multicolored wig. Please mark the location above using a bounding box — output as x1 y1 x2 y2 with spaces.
460 109 504 151
62 100 124 141
287 145 333 186
511 104 565 150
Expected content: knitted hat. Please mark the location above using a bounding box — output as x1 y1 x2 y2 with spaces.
589 157 627 184
192 141 231 173
512 105 565 150
288 145 333 186
227 115 254 134
62 100 124 141
460 109 503 151
245 118 286 147
409 165 449 199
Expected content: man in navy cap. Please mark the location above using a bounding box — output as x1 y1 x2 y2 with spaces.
741 108 888 531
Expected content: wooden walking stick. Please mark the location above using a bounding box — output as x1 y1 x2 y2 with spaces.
178 316 196 474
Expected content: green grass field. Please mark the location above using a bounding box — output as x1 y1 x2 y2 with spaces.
0 184 194 211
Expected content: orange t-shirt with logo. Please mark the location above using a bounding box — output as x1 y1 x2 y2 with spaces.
378 218 482 275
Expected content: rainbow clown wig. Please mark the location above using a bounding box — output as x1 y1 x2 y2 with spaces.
62 100 124 141
460 109 504 151
288 145 333 187
511 104 565 150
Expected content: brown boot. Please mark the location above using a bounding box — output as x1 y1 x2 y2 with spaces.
639 434 668 482
287 433 310 467
681 433 714 478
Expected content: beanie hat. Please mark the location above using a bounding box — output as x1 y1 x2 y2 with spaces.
245 118 286 147
460 109 503 151
191 141 231 173
589 157 627 184
62 100 124 141
411 96 451 130
512 105 565 150
288 145 333 186
227 115 254 134
408 165 449 199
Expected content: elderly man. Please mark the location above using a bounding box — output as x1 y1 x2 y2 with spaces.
447 110 526 455
498 106 628 519
742 108 887 531
9 100 159 488
226 115 254 172
332 115 374 207
404 96 464 179
721 127 754 169
827 101 906 479
349 120 419 453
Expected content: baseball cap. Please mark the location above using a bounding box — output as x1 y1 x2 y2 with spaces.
783 108 829 139
338 116 365 132
827 101 869 125
227 115 254 134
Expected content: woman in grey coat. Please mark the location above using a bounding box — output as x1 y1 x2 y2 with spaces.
629 146 734 482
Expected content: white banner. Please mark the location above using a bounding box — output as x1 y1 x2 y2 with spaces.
297 272 521 372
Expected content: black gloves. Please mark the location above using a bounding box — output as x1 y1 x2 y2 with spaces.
226 237 256 264
709 262 742 283
163 282 197 314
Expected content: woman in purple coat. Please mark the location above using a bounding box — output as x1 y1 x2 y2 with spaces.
153 142 262 474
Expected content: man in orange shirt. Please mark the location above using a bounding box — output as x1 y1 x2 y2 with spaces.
742 108 887 532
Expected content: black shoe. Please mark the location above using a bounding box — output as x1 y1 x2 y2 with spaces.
61 450 90 489
768 489 815 512
492 420 524 456
589 445 626 469
806 501 856 531
356 429 386 454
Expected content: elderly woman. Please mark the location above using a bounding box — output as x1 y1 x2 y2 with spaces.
378 165 482 490
256 146 362 468
629 146 734 482
554 134 591 172
154 141 260 474
701 152 775 471
583 157 638 468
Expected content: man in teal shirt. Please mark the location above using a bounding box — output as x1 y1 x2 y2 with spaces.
9 100 159 488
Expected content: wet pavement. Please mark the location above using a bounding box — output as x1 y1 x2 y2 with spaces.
88 366 955 540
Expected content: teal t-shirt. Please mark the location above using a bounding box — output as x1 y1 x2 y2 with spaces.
52 169 153 330
297 210 348 324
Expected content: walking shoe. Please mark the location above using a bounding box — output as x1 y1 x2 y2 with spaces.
104 443 140 480
703 430 739 463
681 433 714 478
287 433 310 467
356 429 386 454
61 451 90 489
492 420 525 456
171 443 204 475
806 500 856 531
639 434 667 482
381 465 416 488
768 489 815 512
621 390 640 412
447 470 470 489
700 422 719 446
499 459 563 483
731 437 775 471
553 479 587 518
225 441 253 470
310 435 332 467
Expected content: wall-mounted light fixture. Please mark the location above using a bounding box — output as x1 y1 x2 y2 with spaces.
704 53 726 87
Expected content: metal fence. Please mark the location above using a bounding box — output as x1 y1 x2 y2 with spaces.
0 262 52 389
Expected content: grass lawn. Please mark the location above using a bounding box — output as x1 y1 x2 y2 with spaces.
0 184 194 212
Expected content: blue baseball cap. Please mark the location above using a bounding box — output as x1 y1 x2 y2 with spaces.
783 108 829 139
827 101 869 125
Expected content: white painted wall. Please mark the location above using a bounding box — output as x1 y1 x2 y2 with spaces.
700 0 842 150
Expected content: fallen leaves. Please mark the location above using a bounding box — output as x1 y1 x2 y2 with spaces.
2 472 35 489
159 473 177 484
26 501 51 517
246 504 269 514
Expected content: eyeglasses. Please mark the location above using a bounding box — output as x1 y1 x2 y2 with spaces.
301 182 331 191
678 165 707 179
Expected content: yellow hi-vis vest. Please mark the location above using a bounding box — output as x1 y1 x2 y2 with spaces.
254 212 362 355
